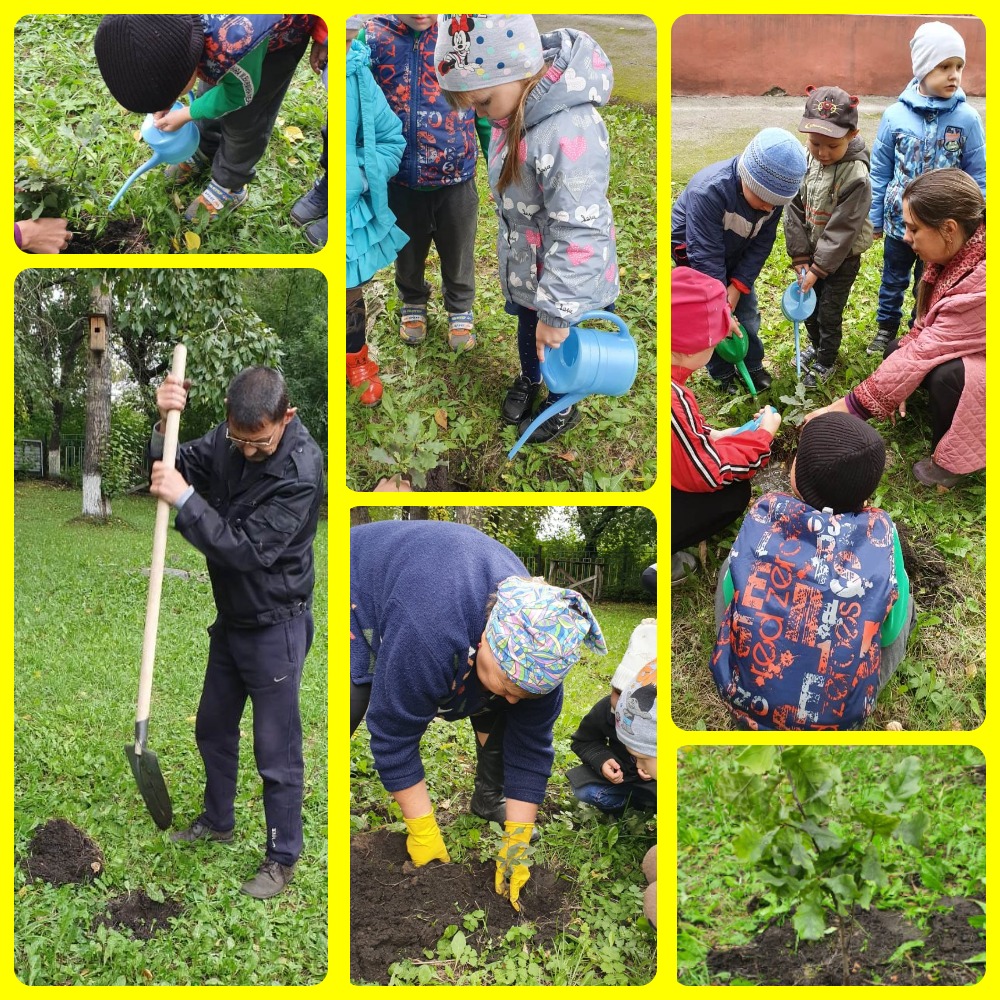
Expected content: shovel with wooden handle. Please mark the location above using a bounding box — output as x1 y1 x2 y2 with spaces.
125 342 186 829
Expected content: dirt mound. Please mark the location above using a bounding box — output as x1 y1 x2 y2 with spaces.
93 891 183 940
708 897 984 986
351 830 575 984
896 524 952 600
70 217 151 254
20 819 104 885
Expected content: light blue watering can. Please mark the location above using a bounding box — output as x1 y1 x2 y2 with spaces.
781 271 817 378
108 102 201 210
507 311 638 459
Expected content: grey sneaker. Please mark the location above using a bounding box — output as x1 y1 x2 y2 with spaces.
240 858 295 899
170 819 234 844
797 344 817 368
801 360 835 388
303 215 327 249
290 176 328 227
672 551 698 586
867 328 896 356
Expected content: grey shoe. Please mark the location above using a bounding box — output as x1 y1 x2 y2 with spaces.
912 456 962 488
303 216 327 249
240 858 295 899
290 176 328 227
797 344 817 368
170 819 233 843
672 551 697 586
801 360 835 388
867 328 896 356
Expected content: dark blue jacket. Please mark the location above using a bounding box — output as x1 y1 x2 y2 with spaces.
671 156 782 292
350 521 561 803
364 16 478 188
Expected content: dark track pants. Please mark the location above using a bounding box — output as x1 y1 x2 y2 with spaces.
197 613 313 866
672 481 752 553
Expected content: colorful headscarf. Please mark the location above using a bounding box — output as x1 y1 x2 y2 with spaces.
485 576 607 694
615 660 657 758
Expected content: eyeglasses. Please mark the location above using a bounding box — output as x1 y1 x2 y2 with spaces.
226 427 276 449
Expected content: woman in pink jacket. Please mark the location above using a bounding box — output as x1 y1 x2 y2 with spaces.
808 168 985 487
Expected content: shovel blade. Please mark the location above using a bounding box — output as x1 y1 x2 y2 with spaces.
125 743 173 830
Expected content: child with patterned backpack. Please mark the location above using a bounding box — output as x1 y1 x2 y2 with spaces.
710 412 915 731
435 14 619 445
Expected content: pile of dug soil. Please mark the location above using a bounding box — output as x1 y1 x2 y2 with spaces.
92 891 184 940
708 897 984 986
69 217 151 254
20 819 104 885
351 830 575 984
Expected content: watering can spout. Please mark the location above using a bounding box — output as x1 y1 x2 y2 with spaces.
108 155 159 211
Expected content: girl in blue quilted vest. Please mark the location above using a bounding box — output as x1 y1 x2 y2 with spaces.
711 413 914 731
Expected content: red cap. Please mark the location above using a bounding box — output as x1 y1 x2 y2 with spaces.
671 267 731 354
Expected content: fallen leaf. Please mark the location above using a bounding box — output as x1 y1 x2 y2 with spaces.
966 665 978 678
132 130 142 143
558 450 576 462
288 157 299 167
91 861 102 873
142 969 153 981
172 192 184 211
184 231 201 251
434 408 448 430
283 125 305 143
170 237 180 252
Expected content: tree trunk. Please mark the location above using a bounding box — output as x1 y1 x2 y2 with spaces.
403 507 429 521
83 283 112 518
453 507 485 528
351 506 371 526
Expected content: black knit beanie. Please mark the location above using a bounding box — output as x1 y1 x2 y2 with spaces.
794 412 886 514
94 15 204 114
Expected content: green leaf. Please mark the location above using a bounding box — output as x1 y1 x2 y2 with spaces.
733 825 774 863
861 844 888 888
888 939 925 962
417 964 434 984
822 874 858 907
798 820 843 852
451 930 466 959
368 447 394 466
792 897 827 941
895 811 929 847
887 756 922 803
855 808 900 838
965 952 987 964
736 745 777 775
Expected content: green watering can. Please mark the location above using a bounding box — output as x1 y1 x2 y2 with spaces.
715 324 757 397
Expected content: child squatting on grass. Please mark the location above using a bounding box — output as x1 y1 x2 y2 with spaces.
710 412 916 731
867 20 986 357
94 15 324 223
613 662 657 927
366 15 486 352
670 267 781 585
784 85 873 388
436 14 620 446
671 127 807 393
346 17 409 408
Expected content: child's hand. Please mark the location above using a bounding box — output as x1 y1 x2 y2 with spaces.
153 107 192 132
535 320 570 362
601 759 624 784
309 39 328 74
798 269 818 295
759 406 782 436
637 765 654 782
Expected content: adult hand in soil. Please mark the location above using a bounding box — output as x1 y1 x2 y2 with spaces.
495 821 534 911
535 320 570 362
890 399 907 426
16 218 72 253
149 461 190 507
156 376 189 424
403 812 450 866
802 397 850 425
601 758 624 784
153 106 193 132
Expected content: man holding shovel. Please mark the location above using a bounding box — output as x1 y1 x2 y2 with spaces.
149 366 324 899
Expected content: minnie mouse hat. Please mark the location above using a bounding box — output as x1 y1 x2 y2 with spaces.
435 14 544 92
347 17 364 31
799 86 859 138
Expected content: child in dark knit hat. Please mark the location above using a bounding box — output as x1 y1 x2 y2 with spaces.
672 128 807 393
671 267 781 585
711 412 914 731
94 14 323 223
784 86 874 387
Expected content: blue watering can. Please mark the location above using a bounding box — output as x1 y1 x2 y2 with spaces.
781 271 817 378
108 102 200 210
732 405 777 434
507 311 638 459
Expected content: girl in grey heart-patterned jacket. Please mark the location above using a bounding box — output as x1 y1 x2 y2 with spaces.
436 15 620 445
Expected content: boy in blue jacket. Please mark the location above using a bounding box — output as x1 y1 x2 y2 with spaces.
365 15 483 350
867 20 986 356
671 128 807 393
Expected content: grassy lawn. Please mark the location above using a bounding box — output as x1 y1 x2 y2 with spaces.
346 102 658 493
14 482 327 986
350 600 658 985
677 745 986 985
670 134 986 732
14 15 325 255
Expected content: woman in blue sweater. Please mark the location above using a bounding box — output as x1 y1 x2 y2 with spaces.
350 520 605 909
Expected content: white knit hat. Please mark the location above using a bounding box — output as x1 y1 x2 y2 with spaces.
435 14 544 92
910 21 966 83
611 619 657 691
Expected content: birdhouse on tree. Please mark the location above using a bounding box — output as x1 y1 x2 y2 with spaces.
89 313 108 351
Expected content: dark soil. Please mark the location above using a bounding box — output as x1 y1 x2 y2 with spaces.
68 216 151 254
896 524 953 601
708 897 984 986
351 830 575 984
20 819 104 885
92 891 184 940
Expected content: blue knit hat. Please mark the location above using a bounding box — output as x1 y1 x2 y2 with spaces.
737 128 807 207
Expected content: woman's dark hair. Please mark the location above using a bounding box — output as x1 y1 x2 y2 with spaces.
226 366 288 428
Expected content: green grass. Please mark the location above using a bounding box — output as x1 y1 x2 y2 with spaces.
346 102 658 493
350 600 658 985
14 14 325 255
14 482 327 985
677 746 986 985
670 136 986 732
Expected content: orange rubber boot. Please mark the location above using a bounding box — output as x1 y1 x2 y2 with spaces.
346 345 383 406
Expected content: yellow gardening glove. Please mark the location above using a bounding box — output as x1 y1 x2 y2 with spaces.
403 811 450 866
495 821 534 911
